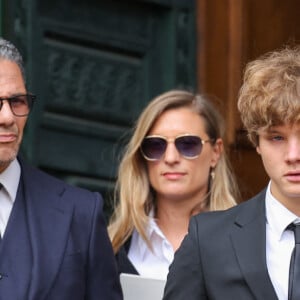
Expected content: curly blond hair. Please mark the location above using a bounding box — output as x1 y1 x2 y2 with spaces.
238 46 300 146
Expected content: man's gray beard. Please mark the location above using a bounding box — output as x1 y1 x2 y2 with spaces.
0 153 17 169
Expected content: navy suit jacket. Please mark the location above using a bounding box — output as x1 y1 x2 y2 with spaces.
0 159 122 300
163 189 279 300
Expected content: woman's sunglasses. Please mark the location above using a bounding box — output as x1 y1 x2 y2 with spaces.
140 134 214 161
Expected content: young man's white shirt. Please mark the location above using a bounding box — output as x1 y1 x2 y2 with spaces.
265 181 300 300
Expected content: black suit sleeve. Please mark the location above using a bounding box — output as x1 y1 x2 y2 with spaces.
163 217 208 300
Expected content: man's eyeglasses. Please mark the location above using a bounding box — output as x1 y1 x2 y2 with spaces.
140 134 214 161
0 94 36 117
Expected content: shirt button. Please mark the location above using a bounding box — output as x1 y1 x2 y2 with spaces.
0 274 3 280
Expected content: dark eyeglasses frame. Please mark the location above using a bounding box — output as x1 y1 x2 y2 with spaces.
0 94 36 117
140 134 214 161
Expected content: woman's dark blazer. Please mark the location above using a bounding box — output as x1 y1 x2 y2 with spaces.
115 237 139 275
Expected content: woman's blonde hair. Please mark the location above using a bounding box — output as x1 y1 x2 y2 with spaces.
238 46 300 146
108 90 239 253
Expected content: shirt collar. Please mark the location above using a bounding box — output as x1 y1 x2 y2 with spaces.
134 208 170 259
147 209 167 240
0 158 21 202
265 181 300 241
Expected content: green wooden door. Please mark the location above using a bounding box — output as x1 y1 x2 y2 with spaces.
2 0 196 214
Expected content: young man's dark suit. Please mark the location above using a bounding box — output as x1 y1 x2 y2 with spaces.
0 158 122 300
163 189 279 300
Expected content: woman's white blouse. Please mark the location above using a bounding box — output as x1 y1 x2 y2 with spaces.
128 215 174 280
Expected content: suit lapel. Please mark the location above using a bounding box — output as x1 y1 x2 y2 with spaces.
19 161 74 300
0 179 32 299
116 237 139 275
230 190 278 300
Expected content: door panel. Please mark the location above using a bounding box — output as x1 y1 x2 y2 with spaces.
2 0 196 213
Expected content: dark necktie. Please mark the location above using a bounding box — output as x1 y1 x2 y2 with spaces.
288 222 300 300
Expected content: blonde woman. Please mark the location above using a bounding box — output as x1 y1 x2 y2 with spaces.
108 90 239 279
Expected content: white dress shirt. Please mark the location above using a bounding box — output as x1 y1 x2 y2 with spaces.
0 159 21 237
128 211 174 280
265 181 300 300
